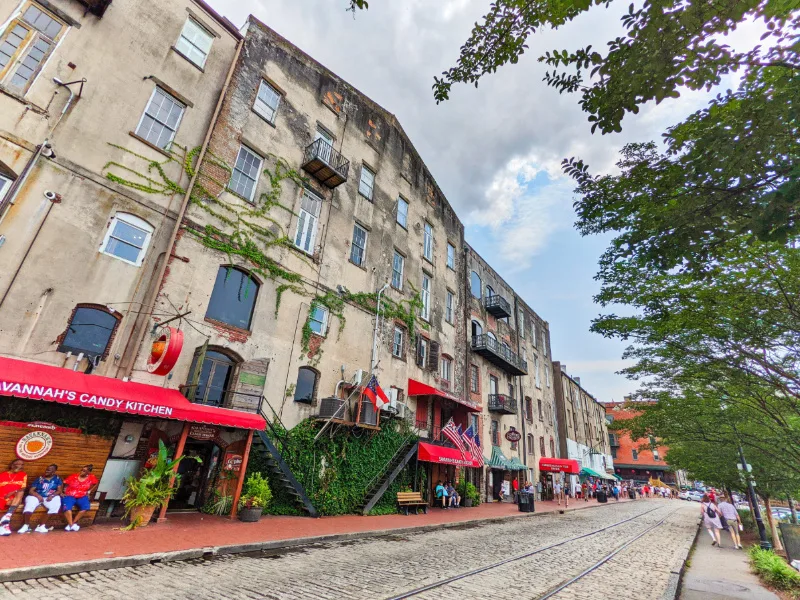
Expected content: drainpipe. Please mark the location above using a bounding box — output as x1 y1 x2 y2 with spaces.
119 36 244 379
370 283 390 373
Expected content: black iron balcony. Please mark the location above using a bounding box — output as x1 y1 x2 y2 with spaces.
484 294 511 319
488 394 518 415
301 138 349 188
471 334 528 375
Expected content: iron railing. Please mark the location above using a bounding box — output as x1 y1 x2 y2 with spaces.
488 393 518 414
484 294 512 318
181 384 263 414
302 138 350 182
471 333 528 375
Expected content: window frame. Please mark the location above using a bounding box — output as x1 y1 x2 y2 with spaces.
396 196 409 229
349 222 368 267
445 290 454 324
632 449 639 461
490 420 499 446
392 326 404 358
470 271 482 299
423 222 433 262
98 212 154 267
174 16 214 69
391 250 405 291
58 304 122 360
469 364 479 394
134 86 186 151
527 434 534 455
294 188 322 255
420 272 431 322
440 355 452 382
358 164 375 200
253 79 281 124
227 145 263 203
446 242 455 270
518 309 525 337
205 266 260 331
308 304 329 337
294 366 319 404
0 173 14 202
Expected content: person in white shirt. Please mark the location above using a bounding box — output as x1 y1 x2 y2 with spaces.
717 494 743 549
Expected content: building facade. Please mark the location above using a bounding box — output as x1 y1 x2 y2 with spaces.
552 362 613 494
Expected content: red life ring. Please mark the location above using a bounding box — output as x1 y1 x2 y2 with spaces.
146 326 183 376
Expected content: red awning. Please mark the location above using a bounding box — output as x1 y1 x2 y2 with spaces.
539 458 580 474
0 357 266 430
417 441 481 468
407 379 480 412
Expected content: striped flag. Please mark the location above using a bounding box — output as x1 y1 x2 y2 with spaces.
442 418 466 457
462 425 481 463
473 433 485 467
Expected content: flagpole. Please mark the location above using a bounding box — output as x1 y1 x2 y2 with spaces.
371 282 390 374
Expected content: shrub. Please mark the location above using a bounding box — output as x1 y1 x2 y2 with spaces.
749 546 800 591
240 472 273 512
457 481 481 506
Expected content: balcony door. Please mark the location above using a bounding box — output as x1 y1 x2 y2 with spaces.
489 375 498 397
315 128 334 164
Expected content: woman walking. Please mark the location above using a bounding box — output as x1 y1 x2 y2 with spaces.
701 493 724 547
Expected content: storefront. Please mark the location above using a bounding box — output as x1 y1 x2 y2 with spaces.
0 356 265 522
538 457 580 499
416 441 482 504
486 446 526 502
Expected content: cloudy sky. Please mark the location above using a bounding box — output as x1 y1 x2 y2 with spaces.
207 0 724 402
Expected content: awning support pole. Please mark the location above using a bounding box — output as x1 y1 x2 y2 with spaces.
158 421 190 523
230 429 254 520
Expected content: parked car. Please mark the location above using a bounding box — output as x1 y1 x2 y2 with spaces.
772 508 792 522
687 491 705 502
678 490 691 500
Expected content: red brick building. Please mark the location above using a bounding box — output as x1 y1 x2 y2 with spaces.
604 401 677 485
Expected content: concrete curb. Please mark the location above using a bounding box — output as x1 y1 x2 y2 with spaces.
0 499 624 583
662 517 702 600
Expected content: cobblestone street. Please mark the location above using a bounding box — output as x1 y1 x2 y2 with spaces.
1 501 698 599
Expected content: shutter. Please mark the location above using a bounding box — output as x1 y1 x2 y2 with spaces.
416 339 424 367
184 339 209 400
415 397 428 424
428 340 440 372
231 358 270 413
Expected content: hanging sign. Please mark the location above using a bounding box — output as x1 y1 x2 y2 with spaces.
16 430 54 461
188 424 220 442
505 428 522 443
146 327 183 376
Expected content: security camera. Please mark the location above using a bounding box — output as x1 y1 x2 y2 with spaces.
44 191 57 201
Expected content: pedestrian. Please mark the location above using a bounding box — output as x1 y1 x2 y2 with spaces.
18 464 62 534
718 494 743 549
512 478 519 502
701 493 724 547
0 459 27 536
554 479 568 507
612 484 620 501
582 480 589 502
62 464 99 531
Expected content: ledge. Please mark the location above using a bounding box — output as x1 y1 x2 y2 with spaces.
128 131 174 159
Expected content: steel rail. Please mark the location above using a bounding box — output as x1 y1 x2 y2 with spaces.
385 505 669 600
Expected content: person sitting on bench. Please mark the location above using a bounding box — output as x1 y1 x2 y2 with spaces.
435 480 449 509
62 465 98 532
18 464 63 534
0 459 27 536
446 481 460 508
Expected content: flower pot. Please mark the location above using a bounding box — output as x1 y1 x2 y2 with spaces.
464 498 474 508
238 506 262 522
128 505 156 527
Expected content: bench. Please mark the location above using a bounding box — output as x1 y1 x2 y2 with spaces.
6 501 100 531
397 492 428 515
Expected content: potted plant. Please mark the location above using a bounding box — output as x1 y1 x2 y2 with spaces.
457 481 481 507
122 440 199 529
238 472 272 522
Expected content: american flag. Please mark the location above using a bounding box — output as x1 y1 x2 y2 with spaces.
462 425 481 464
442 418 467 457
472 432 485 467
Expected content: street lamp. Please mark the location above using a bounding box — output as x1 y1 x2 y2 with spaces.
721 397 771 550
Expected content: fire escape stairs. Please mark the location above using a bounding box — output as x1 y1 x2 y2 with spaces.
253 429 318 518
360 439 419 515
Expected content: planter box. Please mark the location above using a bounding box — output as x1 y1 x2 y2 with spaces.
238 507 262 522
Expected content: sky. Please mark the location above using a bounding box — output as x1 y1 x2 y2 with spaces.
205 0 729 402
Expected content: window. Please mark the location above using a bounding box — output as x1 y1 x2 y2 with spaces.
294 188 322 254
350 223 368 267
205 267 259 330
470 271 481 298
253 80 281 123
539 436 546 457
470 365 479 393
525 397 533 421
440 356 452 382
446 243 455 269
653 449 660 461
416 337 428 367
573 412 578 433
420 273 431 321
632 449 639 461
611 447 617 459
358 164 375 199
423 222 433 262
486 285 495 299
0 3 64 93
550 438 555 458
534 355 541 388
59 305 121 359
294 367 318 404
445 290 454 324
175 17 213 68
396 197 408 228
518 309 525 337
135 87 186 150
99 213 153 266
0 173 12 201
489 375 498 396
308 305 329 336
470 413 479 434
471 320 482 339
527 434 534 455
392 251 404 290
228 146 262 202
488 331 497 343
392 326 403 358
532 325 538 348
538 399 543 421
490 420 499 446
545 365 550 388
189 349 237 407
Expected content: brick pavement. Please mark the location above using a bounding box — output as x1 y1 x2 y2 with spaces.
0 500 695 600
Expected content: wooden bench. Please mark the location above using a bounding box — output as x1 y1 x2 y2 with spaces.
397 492 428 515
6 501 100 531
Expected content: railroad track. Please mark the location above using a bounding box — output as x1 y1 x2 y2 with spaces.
386 504 679 600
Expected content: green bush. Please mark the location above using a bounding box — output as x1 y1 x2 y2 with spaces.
457 481 481 506
240 472 273 512
749 546 800 591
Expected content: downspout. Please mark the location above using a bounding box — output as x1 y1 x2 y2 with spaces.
370 283 390 373
515 296 528 471
119 35 245 379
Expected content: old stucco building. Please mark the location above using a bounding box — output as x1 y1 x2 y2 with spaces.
552 361 614 494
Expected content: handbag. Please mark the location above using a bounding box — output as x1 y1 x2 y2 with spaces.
705 503 716 518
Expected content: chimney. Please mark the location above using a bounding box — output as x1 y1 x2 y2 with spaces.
561 365 567 374
574 376 581 386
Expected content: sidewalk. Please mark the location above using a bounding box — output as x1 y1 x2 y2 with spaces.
681 529 779 600
0 496 629 581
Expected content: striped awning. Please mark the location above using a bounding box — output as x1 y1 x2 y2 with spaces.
488 446 510 470
507 457 527 471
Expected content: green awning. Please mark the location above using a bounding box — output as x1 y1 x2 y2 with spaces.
488 446 511 470
580 466 614 480
612 474 623 481
507 457 527 471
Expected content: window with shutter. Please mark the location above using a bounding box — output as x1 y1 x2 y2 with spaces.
427 340 440 372
416 338 427 367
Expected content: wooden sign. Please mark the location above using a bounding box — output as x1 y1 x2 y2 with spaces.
16 430 53 461
505 428 522 443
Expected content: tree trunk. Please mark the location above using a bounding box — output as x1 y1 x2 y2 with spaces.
764 496 784 551
789 495 798 525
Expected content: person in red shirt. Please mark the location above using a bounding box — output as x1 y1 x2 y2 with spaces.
62 465 99 532
0 459 27 536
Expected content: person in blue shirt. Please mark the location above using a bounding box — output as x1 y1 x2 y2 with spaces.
18 464 63 534
435 480 449 509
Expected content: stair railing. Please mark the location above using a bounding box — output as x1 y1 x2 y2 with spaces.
363 433 417 497
313 370 369 443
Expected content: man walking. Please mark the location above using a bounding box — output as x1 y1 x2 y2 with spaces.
718 494 743 549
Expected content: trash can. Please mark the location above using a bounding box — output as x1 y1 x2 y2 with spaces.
596 490 608 503
518 492 534 512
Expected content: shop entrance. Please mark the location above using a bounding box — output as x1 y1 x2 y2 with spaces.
170 440 221 511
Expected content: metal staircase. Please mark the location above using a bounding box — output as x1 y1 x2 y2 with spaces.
359 437 419 515
253 406 318 517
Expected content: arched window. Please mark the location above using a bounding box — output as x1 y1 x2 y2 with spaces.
470 271 481 298
205 266 259 330
99 212 154 266
550 437 556 458
188 347 239 407
539 436 546 457
487 332 497 343
294 367 319 404
471 320 482 339
527 434 534 455
59 304 122 359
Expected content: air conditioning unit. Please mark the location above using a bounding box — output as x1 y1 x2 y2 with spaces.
393 402 408 419
318 397 345 419
381 388 399 412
